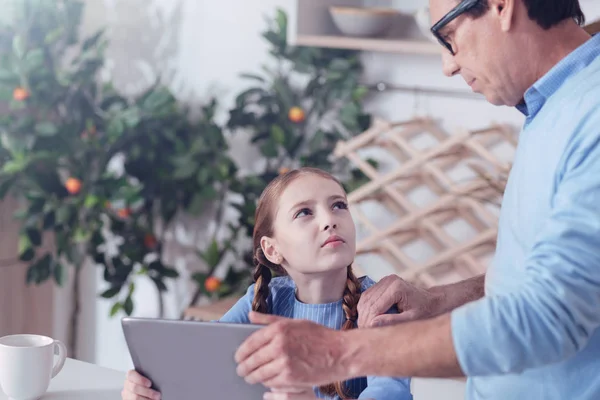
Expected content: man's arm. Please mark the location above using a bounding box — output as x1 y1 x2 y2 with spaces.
357 273 485 327
429 273 485 315
345 314 463 379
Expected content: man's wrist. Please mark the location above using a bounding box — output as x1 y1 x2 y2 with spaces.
338 329 372 379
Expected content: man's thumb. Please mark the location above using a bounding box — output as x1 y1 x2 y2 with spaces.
249 311 287 325
370 311 417 327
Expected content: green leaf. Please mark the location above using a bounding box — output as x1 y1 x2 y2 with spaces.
43 211 55 230
188 192 206 215
27 254 52 284
53 262 66 286
162 267 179 278
100 286 121 299
0 176 16 199
270 125 285 145
352 86 369 101
276 8 288 34
34 122 58 137
107 118 125 137
82 29 105 51
196 168 210 186
55 207 71 225
2 159 28 174
122 107 140 128
109 302 122 317
173 161 199 179
152 278 167 292
123 296 134 315
26 228 42 247
260 140 278 158
18 234 32 257
13 35 25 59
239 73 266 82
200 239 220 268
24 49 44 71
84 195 99 208
45 27 65 45
19 248 35 262
74 227 91 243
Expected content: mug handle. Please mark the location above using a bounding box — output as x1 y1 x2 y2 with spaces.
51 340 67 378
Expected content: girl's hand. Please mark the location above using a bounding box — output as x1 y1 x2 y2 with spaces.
264 387 318 400
121 369 161 400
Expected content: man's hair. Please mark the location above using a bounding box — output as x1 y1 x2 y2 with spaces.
466 0 585 30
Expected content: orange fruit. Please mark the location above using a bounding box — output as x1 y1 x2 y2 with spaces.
144 234 157 249
13 87 29 101
117 208 132 218
204 276 221 293
278 167 290 175
288 106 305 123
65 178 82 195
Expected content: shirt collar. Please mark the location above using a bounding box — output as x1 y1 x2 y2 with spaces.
517 33 600 118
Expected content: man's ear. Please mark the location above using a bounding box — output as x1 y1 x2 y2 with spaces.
491 0 516 32
260 236 283 265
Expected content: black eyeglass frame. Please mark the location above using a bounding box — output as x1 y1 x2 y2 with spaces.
430 0 481 55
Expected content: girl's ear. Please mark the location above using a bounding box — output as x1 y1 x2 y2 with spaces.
260 236 283 265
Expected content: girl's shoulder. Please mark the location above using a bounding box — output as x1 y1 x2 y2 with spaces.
358 275 377 293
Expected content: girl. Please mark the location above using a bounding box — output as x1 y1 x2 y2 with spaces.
122 167 412 400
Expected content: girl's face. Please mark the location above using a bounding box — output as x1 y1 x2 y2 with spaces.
260 174 356 276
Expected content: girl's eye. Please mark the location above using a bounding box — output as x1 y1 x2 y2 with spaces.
333 201 348 210
294 208 312 218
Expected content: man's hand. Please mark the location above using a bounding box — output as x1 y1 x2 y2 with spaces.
235 312 350 388
357 274 442 328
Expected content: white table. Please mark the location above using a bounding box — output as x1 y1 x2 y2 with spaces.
0 358 124 400
0 358 465 400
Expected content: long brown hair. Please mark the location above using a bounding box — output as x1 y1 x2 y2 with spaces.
251 167 361 399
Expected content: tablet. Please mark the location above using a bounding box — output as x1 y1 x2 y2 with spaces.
121 317 269 399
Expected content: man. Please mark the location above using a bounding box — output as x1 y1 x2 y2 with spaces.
235 0 600 398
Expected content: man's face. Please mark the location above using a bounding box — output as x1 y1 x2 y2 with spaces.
429 0 525 107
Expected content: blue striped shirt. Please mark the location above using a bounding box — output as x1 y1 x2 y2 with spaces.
221 276 412 400
451 34 600 399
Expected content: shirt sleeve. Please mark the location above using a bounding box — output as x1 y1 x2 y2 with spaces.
451 130 600 376
217 284 255 323
359 376 413 400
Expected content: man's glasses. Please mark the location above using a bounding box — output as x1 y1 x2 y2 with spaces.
430 0 481 55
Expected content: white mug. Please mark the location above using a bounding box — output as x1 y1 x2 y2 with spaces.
0 334 67 400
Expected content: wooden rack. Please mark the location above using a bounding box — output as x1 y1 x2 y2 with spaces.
334 118 517 287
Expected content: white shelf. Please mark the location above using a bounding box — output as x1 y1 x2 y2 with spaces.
288 0 440 55
295 34 440 55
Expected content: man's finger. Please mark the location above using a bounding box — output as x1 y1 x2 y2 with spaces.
235 324 274 364
236 339 277 380
370 311 418 327
242 356 283 386
249 311 287 325
357 276 394 327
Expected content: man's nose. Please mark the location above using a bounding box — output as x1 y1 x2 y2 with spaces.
441 51 459 77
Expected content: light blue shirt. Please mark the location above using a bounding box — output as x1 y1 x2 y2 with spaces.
221 276 412 400
451 34 600 399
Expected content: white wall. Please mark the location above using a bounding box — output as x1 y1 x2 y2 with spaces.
57 0 600 373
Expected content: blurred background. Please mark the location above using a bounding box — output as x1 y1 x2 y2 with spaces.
1 0 599 374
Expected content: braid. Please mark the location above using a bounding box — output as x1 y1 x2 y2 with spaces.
251 247 272 314
319 266 362 399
